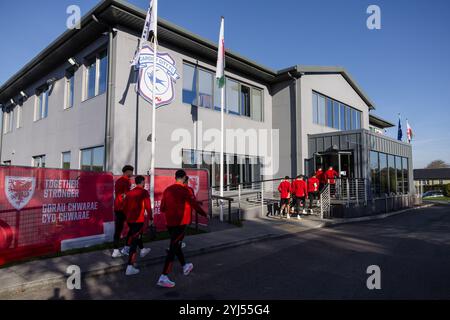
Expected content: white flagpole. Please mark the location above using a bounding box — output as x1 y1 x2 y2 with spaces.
150 0 158 209
218 17 225 222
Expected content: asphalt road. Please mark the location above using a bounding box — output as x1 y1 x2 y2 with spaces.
4 204 450 300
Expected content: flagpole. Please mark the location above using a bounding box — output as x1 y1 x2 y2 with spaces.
150 0 158 210
218 17 225 222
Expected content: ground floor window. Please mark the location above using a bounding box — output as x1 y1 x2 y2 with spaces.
182 149 262 189
62 151 71 169
369 150 409 197
80 146 104 172
32 155 46 168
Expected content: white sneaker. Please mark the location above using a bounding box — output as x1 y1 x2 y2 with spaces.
125 265 140 276
140 247 151 258
297 214 302 220
302 209 307 214
157 275 175 288
120 246 130 256
111 249 123 258
287 214 291 219
183 263 194 276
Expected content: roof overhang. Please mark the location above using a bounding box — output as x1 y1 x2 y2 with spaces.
279 65 376 110
369 114 395 128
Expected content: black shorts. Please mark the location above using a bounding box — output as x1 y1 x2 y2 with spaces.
280 198 290 205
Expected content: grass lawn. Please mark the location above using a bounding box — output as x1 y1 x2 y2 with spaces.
423 196 450 202
0 226 207 269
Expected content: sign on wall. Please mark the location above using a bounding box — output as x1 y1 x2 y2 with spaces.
136 44 180 108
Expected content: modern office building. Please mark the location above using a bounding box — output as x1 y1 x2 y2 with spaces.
0 0 414 197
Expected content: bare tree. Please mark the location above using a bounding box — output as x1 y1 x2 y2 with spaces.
425 160 450 169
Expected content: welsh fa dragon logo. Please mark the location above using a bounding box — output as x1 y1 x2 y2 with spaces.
5 176 36 210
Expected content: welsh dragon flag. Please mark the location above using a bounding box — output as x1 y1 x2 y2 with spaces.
216 17 225 89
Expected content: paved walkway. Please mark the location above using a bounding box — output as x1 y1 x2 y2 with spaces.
0 205 430 296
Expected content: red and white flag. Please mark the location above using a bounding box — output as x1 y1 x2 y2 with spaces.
406 119 413 143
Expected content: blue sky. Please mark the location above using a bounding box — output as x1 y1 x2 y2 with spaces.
0 0 449 168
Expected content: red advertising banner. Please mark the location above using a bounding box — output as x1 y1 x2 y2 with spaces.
0 166 209 266
0 166 114 266
114 168 210 233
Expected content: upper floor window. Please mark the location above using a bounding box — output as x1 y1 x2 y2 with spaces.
65 71 75 109
312 91 362 130
3 111 13 134
35 88 49 121
182 62 264 121
85 50 108 100
32 155 46 168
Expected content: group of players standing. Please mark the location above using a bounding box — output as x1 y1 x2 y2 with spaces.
276 166 338 219
111 165 207 288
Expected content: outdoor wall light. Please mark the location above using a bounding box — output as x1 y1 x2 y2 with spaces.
20 91 28 99
68 57 80 68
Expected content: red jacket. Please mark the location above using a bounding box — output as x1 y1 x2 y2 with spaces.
161 182 206 227
122 186 152 223
307 177 320 193
315 170 325 184
114 176 131 211
277 180 291 199
291 179 307 197
182 186 196 225
325 169 338 184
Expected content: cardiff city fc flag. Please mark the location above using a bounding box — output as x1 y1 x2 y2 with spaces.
131 0 157 66
397 114 403 141
216 17 225 89
406 119 413 143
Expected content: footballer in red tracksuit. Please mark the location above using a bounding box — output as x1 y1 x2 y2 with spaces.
291 176 308 214
113 165 133 252
277 177 291 215
325 167 339 184
307 175 320 210
122 176 152 268
315 168 326 190
159 170 207 286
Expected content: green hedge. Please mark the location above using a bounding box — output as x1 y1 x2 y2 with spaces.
422 184 450 197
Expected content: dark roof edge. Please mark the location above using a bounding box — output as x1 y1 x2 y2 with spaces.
369 113 395 128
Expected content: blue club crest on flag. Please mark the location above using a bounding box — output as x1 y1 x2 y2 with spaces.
136 44 180 108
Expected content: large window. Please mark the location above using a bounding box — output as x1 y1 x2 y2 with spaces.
35 88 49 121
32 155 46 168
379 153 388 195
388 155 397 194
182 62 264 121
312 91 362 130
62 151 71 169
370 151 380 196
370 150 409 196
396 155 403 193
182 63 197 105
198 69 214 108
85 50 108 100
80 146 104 172
402 157 409 193
226 79 239 115
182 149 262 189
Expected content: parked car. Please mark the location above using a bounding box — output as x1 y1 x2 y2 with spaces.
422 190 444 198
